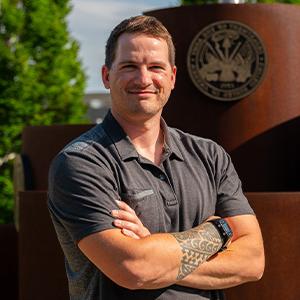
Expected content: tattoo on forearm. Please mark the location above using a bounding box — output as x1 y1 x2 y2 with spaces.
171 223 223 280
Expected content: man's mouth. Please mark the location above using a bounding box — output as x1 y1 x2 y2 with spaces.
127 90 157 94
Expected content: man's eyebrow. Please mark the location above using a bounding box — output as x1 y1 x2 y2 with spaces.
118 60 137 65
118 60 168 66
149 61 168 66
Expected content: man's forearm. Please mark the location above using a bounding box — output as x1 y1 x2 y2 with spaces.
110 202 264 290
132 222 223 289
177 217 265 290
108 201 224 289
171 222 223 281
79 221 223 290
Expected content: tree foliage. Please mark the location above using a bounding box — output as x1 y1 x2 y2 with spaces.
0 0 87 223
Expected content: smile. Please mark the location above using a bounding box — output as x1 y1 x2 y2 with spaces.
127 90 157 94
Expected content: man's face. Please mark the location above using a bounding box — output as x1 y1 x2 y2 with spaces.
102 33 176 121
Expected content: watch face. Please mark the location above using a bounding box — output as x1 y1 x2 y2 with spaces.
209 219 233 251
219 219 233 238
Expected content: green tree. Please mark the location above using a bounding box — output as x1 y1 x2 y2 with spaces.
0 0 87 223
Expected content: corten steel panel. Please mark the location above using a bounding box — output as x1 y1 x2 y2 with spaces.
226 192 300 300
21 124 93 190
0 224 18 300
230 116 300 192
145 4 300 152
18 191 68 300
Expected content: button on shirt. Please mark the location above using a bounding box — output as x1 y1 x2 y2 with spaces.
48 111 254 300
158 173 166 181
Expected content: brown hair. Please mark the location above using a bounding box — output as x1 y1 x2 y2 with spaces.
105 15 175 68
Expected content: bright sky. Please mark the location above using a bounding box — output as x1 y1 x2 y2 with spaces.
68 0 180 93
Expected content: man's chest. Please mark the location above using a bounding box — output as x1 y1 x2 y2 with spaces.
114 157 217 233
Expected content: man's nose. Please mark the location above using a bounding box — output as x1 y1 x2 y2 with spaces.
134 67 152 86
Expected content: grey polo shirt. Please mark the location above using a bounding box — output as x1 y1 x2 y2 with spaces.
48 111 254 300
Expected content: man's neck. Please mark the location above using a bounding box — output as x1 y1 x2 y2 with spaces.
112 111 165 165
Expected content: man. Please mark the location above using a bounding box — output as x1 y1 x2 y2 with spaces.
48 15 264 300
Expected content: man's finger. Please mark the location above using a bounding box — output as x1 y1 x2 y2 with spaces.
113 219 139 232
113 219 150 238
111 209 141 225
122 228 140 240
116 200 136 215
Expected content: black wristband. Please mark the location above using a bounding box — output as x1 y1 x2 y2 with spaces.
208 219 233 251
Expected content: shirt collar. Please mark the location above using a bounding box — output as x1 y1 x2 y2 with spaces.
160 118 184 162
101 110 184 162
101 111 138 161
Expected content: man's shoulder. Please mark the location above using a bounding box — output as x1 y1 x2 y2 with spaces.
62 123 107 154
49 123 112 177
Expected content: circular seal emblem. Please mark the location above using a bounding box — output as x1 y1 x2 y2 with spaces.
187 21 267 101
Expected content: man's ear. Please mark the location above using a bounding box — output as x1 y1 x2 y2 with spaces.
101 65 110 89
171 65 177 90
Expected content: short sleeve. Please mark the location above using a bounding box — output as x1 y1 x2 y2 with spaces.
214 145 254 217
48 150 119 243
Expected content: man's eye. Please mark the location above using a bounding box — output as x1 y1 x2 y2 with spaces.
150 66 164 70
150 66 164 72
122 65 135 69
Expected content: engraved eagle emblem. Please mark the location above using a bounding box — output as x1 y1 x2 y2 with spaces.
187 21 267 101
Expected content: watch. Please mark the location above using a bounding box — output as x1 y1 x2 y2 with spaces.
208 219 233 251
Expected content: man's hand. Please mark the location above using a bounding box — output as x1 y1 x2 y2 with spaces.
111 201 222 241
111 200 151 239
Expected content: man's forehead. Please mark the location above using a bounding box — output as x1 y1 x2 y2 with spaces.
117 33 165 47
109 32 173 68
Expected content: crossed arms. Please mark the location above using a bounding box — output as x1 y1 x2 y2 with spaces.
78 200 264 290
